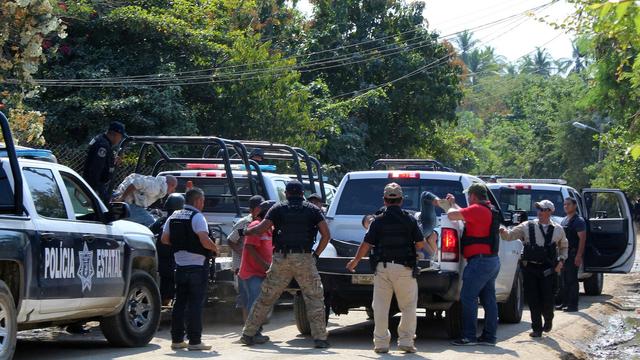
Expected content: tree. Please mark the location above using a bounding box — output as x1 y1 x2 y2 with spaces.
531 47 552 76
454 30 478 66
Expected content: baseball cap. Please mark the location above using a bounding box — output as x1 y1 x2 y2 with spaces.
248 195 265 209
535 199 555 212
285 180 304 194
108 121 126 136
464 183 488 198
249 148 265 158
307 193 322 201
383 182 403 199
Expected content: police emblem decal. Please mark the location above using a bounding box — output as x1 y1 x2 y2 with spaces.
97 147 107 158
78 242 95 292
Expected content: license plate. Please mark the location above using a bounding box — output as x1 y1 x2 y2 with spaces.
351 274 374 285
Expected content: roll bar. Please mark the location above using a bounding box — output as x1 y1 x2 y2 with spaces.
371 159 454 172
0 111 24 215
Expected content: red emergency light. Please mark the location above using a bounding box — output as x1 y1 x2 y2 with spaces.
388 172 420 179
196 171 227 178
186 163 223 170
507 184 532 190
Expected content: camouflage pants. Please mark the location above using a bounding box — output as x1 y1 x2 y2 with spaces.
242 253 327 340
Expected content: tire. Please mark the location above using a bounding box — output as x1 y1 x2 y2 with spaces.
294 292 311 335
0 281 17 360
445 301 463 339
498 268 524 323
583 273 604 296
101 270 161 347
365 307 374 320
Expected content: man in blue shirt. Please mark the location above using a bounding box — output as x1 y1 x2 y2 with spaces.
559 197 587 312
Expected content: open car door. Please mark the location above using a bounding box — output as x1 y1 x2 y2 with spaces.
582 189 636 273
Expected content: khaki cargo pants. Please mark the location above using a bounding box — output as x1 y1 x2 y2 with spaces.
242 253 328 340
372 262 418 349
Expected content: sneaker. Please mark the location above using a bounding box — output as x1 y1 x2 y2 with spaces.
374 348 389 354
240 334 269 346
476 337 496 346
543 319 553 333
555 304 566 311
188 343 212 351
314 339 330 349
171 341 188 350
451 338 477 346
398 345 417 353
563 307 578 313
529 331 542 338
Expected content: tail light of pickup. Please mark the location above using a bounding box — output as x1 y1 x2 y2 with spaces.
441 227 459 262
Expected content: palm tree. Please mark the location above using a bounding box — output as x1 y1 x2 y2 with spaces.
568 41 590 73
518 55 535 74
554 58 572 75
532 47 552 76
454 30 478 66
503 63 519 75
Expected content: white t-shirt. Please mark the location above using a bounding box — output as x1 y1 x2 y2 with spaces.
116 174 168 208
163 205 209 266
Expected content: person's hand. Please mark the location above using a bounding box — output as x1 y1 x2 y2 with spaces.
499 227 508 236
574 255 583 267
446 193 456 205
346 259 358 273
555 261 563 273
114 156 123 166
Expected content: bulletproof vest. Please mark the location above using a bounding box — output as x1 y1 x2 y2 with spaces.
563 215 581 249
272 200 318 251
169 208 210 257
522 222 557 266
372 207 417 265
460 203 502 254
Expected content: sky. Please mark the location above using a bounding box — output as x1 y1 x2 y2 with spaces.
295 0 576 63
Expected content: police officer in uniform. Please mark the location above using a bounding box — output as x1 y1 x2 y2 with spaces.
161 188 217 351
346 183 425 354
501 200 568 337
150 193 185 306
240 180 331 349
83 122 125 203
558 197 587 312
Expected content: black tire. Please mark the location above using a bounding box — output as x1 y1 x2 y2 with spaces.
498 268 524 323
445 301 463 339
365 307 374 320
583 273 604 296
294 292 311 335
101 270 161 347
0 281 17 360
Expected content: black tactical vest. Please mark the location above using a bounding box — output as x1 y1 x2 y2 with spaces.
460 203 502 254
372 207 417 265
563 215 582 250
523 222 557 266
169 208 211 257
272 200 318 251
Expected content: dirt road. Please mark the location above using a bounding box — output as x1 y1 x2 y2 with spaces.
13 270 638 360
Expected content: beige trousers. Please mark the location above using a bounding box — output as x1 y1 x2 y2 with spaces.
372 262 418 348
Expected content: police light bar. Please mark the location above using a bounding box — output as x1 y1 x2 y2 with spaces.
388 172 420 179
497 178 567 185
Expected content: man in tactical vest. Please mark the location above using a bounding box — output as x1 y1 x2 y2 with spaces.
161 188 217 351
501 200 568 338
239 180 331 349
558 197 586 312
442 183 502 346
82 121 125 203
346 183 425 354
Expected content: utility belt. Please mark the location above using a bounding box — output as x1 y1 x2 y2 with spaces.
274 248 313 254
467 253 498 261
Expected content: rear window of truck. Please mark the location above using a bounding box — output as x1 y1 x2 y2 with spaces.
336 178 467 215
175 177 265 213
492 187 565 218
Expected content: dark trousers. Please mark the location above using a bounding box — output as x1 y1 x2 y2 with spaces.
523 264 555 332
560 250 579 309
157 243 176 301
171 265 208 345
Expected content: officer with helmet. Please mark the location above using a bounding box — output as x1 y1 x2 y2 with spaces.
240 180 331 349
346 182 425 354
149 193 185 306
161 188 217 351
501 200 568 338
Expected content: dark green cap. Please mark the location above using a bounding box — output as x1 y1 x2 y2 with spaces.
464 183 488 199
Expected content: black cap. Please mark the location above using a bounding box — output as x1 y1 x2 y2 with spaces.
249 148 265 158
248 195 265 209
286 180 304 195
164 193 185 212
108 121 126 136
307 193 322 201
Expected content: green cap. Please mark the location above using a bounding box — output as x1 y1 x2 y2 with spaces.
464 183 488 199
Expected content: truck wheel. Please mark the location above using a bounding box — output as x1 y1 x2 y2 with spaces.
101 271 161 347
583 273 604 296
445 301 463 339
0 281 17 360
293 292 329 335
498 268 524 323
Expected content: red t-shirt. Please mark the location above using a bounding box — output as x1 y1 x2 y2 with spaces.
239 220 273 280
459 202 493 259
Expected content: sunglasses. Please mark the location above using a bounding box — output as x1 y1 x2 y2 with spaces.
537 208 550 212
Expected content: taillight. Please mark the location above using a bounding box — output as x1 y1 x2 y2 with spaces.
440 228 459 262
388 172 420 179
196 171 227 178
507 184 531 190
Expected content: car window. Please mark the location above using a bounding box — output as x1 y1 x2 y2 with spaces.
23 167 67 219
336 178 466 215
584 192 623 219
494 187 564 218
0 166 14 213
60 172 100 221
174 176 266 213
274 180 287 201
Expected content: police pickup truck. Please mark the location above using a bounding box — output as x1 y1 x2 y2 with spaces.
0 113 161 359
294 161 526 338
488 180 637 295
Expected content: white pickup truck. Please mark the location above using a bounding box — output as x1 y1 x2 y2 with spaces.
296 167 526 339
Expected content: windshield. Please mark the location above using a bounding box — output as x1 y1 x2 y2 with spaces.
175 177 265 213
336 178 467 215
492 187 564 218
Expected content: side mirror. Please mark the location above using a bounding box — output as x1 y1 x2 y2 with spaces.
107 202 130 222
511 210 528 225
